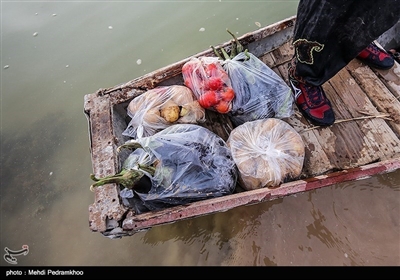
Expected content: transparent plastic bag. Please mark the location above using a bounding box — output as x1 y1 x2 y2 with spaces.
122 85 206 139
182 56 236 114
222 52 294 126
93 124 238 213
227 118 305 191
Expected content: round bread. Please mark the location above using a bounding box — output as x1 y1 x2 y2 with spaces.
227 118 305 190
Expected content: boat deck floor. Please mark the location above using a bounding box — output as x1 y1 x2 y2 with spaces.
262 40 400 179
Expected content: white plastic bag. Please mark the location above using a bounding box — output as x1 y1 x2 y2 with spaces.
182 56 235 114
223 52 294 126
227 118 305 190
122 85 205 139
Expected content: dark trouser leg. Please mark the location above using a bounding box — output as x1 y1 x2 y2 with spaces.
293 0 400 86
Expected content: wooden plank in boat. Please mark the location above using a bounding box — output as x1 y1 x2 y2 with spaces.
346 59 400 137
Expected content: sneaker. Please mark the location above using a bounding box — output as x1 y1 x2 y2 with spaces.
288 64 335 126
357 42 394 70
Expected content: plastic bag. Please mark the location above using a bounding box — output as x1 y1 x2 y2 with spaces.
227 118 304 190
182 56 236 114
93 124 238 213
122 85 206 139
222 52 294 126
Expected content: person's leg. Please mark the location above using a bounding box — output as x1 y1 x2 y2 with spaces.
289 0 352 126
293 0 399 86
289 0 399 126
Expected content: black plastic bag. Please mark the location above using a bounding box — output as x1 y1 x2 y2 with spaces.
91 124 238 213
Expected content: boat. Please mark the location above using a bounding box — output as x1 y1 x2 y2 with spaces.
84 15 400 239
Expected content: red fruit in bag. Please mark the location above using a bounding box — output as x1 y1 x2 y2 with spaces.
220 88 235 101
206 77 223 91
199 90 219 108
215 100 231 114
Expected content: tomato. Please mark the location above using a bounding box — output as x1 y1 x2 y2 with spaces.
182 63 193 76
220 88 235 101
215 100 231 114
206 63 218 76
206 77 223 90
184 79 193 91
199 90 219 108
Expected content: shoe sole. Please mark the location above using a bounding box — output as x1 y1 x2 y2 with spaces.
357 58 394 70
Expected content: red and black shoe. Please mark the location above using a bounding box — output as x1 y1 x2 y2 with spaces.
357 42 395 70
288 64 335 127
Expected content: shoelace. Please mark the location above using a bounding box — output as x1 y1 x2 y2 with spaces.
303 83 323 105
365 43 381 56
289 67 323 105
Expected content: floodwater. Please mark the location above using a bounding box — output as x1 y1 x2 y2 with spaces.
1 0 399 267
